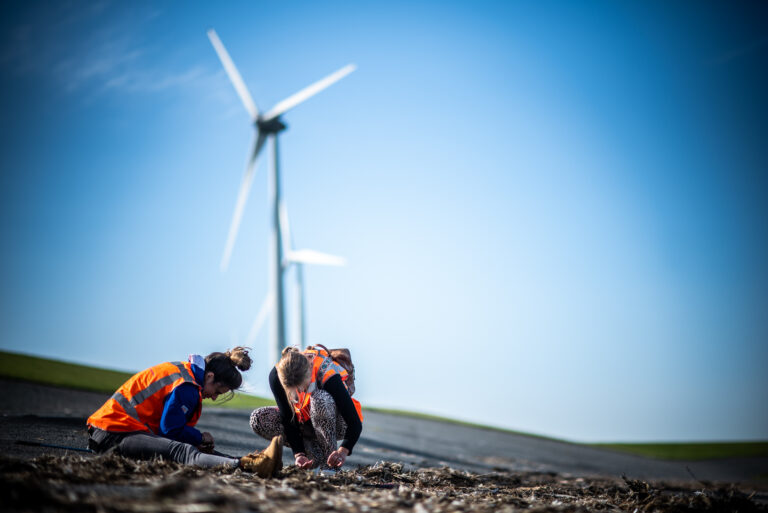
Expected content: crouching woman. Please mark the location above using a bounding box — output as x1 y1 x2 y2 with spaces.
87 347 281 476
250 345 363 469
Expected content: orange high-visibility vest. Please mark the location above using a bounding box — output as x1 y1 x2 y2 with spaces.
87 361 202 434
292 347 363 423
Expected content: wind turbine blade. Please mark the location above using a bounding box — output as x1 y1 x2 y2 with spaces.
220 132 267 271
286 249 347 266
246 293 274 347
207 29 259 121
261 64 356 121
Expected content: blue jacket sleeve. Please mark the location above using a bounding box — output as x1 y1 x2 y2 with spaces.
159 383 203 446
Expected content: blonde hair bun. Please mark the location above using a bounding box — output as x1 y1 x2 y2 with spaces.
281 346 300 357
226 346 252 372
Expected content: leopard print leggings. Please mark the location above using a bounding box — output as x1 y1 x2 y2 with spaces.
250 390 347 469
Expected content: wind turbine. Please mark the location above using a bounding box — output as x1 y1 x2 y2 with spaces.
207 29 352 363
279 201 346 349
243 200 346 353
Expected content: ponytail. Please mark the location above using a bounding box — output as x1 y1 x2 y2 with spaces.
226 346 252 372
205 346 252 391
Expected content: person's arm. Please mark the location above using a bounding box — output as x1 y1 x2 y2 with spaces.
269 367 305 456
321 374 362 455
159 383 203 446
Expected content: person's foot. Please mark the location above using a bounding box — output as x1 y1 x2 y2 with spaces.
264 434 283 474
240 435 283 478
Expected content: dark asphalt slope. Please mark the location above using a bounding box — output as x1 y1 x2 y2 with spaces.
1 378 765 485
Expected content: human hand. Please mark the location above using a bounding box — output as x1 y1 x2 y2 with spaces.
199 432 215 453
326 447 349 468
294 452 314 469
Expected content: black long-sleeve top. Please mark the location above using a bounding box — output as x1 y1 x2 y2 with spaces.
269 366 362 456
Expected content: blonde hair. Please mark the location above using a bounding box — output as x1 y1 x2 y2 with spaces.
276 346 312 393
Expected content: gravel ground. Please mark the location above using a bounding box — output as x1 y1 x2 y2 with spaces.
2 378 767 512
2 455 766 513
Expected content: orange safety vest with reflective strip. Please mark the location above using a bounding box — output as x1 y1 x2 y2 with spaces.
293 348 363 424
87 361 202 434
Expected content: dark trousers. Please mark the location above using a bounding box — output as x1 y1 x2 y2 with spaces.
88 426 239 469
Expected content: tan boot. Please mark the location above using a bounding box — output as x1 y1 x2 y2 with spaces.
264 435 283 474
240 435 283 478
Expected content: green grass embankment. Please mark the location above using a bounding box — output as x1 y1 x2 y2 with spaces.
0 350 274 410
591 442 768 461
0 350 133 393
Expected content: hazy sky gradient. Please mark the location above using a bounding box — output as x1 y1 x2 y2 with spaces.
1 0 766 442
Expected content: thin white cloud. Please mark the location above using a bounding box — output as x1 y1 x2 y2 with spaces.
1 2 249 119
1 1 115 75
57 26 223 98
2 2 214 97
52 0 113 29
104 65 209 93
54 38 146 92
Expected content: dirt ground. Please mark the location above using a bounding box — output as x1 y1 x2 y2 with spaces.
2 455 766 513
2 378 767 512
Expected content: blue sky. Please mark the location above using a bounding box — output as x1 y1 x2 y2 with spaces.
1 0 767 443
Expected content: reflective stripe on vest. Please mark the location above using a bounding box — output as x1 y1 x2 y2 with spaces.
87 361 201 433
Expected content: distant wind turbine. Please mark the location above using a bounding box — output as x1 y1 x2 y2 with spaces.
207 28 351 363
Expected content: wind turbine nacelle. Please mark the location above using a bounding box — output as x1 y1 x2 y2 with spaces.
257 117 287 134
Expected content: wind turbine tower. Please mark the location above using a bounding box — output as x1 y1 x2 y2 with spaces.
208 29 352 363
